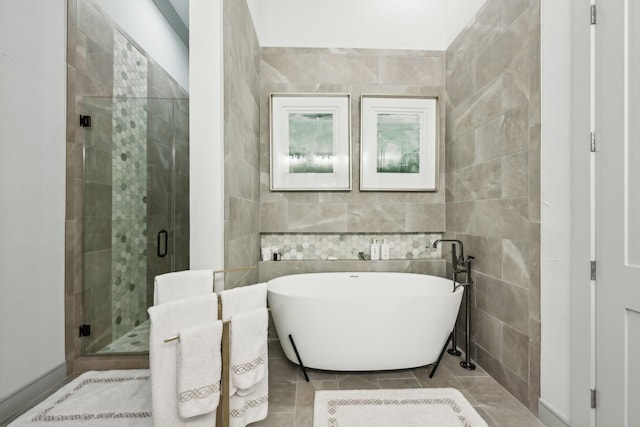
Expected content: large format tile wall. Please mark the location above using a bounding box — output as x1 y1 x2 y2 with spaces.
444 0 541 412
258 49 447 281
65 0 188 371
259 48 447 236
223 0 261 288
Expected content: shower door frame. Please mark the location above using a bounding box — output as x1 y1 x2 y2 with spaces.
80 96 188 356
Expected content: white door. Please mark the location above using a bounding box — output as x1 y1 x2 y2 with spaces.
595 1 640 425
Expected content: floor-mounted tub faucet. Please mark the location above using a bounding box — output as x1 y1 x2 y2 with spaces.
432 239 465 272
431 239 477 371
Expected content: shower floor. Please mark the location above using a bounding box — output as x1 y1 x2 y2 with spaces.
98 320 150 353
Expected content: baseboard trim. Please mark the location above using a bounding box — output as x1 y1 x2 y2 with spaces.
0 363 67 424
538 398 570 427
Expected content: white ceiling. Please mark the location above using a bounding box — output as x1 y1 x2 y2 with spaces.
162 0 488 51
247 0 488 50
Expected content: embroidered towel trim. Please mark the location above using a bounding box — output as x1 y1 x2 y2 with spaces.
230 308 268 395
177 320 223 419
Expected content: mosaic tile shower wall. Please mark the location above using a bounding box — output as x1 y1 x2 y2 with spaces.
111 30 148 339
261 233 442 261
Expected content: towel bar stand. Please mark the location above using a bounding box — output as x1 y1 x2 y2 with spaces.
161 293 268 427
212 265 258 293
157 275 266 426
163 308 270 343
217 296 231 427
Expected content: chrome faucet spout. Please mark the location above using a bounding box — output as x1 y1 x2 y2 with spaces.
432 239 465 269
433 239 464 259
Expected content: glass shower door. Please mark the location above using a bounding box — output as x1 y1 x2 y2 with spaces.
81 96 189 354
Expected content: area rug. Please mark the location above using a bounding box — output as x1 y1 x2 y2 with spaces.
313 388 488 427
9 369 152 426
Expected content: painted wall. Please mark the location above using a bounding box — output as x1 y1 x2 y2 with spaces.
446 0 494 47
96 0 189 91
189 0 225 283
445 0 541 412
540 0 572 422
0 0 66 400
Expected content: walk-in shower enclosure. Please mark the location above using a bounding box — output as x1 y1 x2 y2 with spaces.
82 96 189 354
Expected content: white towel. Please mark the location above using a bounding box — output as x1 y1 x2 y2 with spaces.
178 321 223 419
220 283 269 427
229 308 268 395
153 269 213 305
220 282 267 321
229 361 269 427
148 294 218 427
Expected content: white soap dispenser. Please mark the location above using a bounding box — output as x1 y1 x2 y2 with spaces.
380 239 390 260
370 238 380 260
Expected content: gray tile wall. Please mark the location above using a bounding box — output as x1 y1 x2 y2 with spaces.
259 48 447 234
66 0 188 370
173 98 190 273
223 0 261 288
444 0 540 412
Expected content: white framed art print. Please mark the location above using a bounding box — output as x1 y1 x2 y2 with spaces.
270 93 351 191
360 95 438 191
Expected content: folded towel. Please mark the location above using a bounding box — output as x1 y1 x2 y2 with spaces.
178 321 223 419
220 282 267 321
220 283 268 426
229 361 269 427
148 294 218 427
229 308 268 395
153 270 213 305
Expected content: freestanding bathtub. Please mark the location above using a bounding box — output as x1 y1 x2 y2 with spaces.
267 272 463 371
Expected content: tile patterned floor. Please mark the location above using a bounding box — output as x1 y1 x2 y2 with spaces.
255 339 545 427
97 320 150 353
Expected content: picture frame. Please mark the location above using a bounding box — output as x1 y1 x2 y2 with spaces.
270 93 352 191
360 95 439 191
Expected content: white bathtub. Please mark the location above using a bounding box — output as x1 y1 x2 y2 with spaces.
267 272 463 371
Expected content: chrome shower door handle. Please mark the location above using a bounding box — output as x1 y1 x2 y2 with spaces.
157 229 168 258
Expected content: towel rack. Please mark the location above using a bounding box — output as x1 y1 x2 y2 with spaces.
160 283 266 427
160 295 232 427
163 307 270 343
212 264 258 292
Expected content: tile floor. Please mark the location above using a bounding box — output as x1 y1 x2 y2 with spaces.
97 320 150 353
4 340 544 427
255 339 545 427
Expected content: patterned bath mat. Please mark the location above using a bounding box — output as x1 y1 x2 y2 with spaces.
9 369 152 426
313 388 488 427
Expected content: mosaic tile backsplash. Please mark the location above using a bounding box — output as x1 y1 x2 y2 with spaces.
261 233 442 261
111 30 148 340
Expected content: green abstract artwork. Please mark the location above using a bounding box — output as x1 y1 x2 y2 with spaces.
288 112 334 173
376 113 420 174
